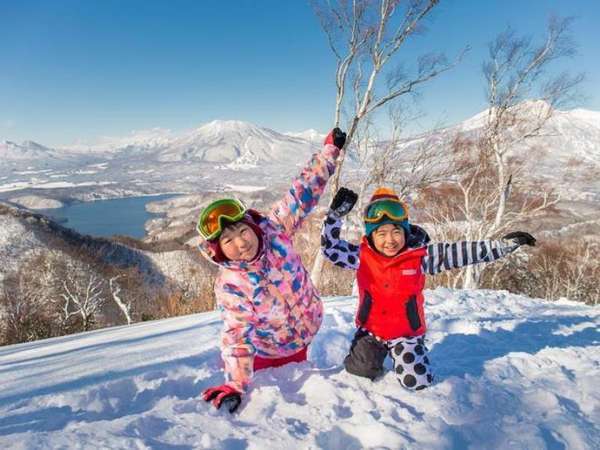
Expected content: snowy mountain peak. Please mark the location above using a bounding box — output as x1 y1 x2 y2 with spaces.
152 119 313 164
21 140 50 150
285 129 326 143
198 119 263 133
458 100 555 132
189 119 282 143
0 140 62 161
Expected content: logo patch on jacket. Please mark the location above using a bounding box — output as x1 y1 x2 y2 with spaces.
402 269 417 275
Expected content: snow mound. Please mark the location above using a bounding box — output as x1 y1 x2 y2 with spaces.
0 289 598 449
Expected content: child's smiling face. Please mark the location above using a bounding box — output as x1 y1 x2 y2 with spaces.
219 222 260 261
371 223 406 257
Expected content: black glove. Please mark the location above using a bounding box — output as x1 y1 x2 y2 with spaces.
333 127 346 149
329 187 358 219
406 224 431 247
324 127 347 150
502 231 536 247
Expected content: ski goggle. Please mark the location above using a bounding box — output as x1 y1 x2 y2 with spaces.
197 198 247 240
363 199 409 223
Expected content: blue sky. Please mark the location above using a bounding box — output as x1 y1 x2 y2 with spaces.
1 0 599 146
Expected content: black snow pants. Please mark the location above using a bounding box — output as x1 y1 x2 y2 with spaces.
344 329 434 390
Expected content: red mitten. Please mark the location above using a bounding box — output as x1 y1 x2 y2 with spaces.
202 384 242 413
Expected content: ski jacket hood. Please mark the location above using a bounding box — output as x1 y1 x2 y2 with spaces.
199 209 266 266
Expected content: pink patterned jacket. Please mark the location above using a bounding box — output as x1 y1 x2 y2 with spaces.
199 144 339 391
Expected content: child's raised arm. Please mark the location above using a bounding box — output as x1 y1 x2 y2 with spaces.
269 129 345 236
321 187 360 271
423 231 536 275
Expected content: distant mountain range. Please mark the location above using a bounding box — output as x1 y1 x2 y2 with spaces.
456 102 600 166
0 140 67 161
1 105 599 204
4 105 598 167
386 102 600 203
1 120 321 167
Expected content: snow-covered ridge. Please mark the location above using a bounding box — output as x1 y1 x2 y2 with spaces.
569 108 600 126
0 289 598 449
393 102 600 204
0 140 65 160
61 127 175 153
285 128 326 143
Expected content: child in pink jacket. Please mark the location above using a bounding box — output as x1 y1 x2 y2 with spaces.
198 128 346 413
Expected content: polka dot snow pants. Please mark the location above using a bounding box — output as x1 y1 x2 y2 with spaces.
344 329 434 390
388 335 433 390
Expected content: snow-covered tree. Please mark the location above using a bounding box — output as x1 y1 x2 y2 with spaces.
56 266 106 332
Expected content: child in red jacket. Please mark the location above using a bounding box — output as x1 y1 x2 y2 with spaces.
321 187 536 390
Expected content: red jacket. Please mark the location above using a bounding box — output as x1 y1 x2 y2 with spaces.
356 237 428 340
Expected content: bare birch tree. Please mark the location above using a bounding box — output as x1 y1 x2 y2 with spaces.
423 16 583 288
0 271 53 344
0 251 64 343
311 0 462 284
357 106 453 206
54 264 106 331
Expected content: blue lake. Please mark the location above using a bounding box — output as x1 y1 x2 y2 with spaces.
41 194 179 239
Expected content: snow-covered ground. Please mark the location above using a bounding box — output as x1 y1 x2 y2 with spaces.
7 195 64 210
0 214 45 280
1 289 598 449
0 180 116 193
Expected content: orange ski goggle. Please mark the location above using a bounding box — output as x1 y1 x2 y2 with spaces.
197 198 247 240
363 199 409 223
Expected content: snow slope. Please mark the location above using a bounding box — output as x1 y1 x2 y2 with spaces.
0 289 598 450
0 214 45 280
